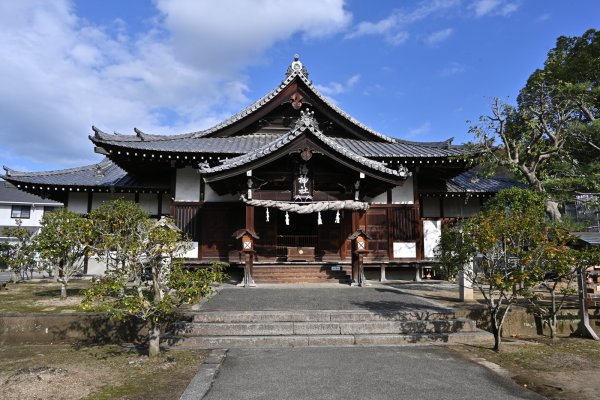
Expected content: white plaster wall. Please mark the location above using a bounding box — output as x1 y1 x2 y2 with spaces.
204 182 239 202
423 219 442 258
368 177 414 204
86 256 107 276
443 197 481 217
175 167 200 202
139 193 158 215
393 242 416 258
68 192 88 214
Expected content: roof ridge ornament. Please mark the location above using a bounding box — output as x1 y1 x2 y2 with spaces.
285 54 309 79
294 108 317 130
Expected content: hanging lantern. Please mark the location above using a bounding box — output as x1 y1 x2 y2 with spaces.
285 211 290 226
317 211 322 225
335 210 340 224
266 208 270 222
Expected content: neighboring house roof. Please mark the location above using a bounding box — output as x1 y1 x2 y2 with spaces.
3 159 169 192
0 181 62 205
447 170 522 193
574 232 600 246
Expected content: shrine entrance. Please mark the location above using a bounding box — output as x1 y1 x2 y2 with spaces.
276 211 318 260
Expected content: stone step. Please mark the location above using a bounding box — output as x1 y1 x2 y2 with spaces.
177 319 475 337
253 278 350 284
166 330 493 349
190 310 456 323
252 271 350 276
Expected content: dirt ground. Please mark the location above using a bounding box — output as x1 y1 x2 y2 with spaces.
383 280 600 400
452 337 600 400
0 344 207 400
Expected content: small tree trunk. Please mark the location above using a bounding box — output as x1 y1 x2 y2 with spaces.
491 310 501 352
545 199 562 221
550 290 557 339
148 321 161 357
549 316 557 339
10 270 19 283
60 281 67 299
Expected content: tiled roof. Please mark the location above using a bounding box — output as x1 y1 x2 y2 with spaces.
200 110 407 179
90 57 402 146
446 170 522 193
3 159 169 190
92 128 281 154
330 138 466 158
0 182 62 205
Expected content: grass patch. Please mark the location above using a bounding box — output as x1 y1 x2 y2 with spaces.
0 344 207 400
0 280 90 313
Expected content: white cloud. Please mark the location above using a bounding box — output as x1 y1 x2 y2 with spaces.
0 0 351 169
405 122 431 139
315 74 361 96
345 0 459 45
469 0 520 17
440 61 466 76
423 28 454 46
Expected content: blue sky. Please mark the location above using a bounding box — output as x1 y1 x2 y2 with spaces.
1 0 598 172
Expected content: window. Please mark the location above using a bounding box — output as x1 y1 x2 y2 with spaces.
11 205 31 219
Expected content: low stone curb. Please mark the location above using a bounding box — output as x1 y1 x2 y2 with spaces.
179 348 227 400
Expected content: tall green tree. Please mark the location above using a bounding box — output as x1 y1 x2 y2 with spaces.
470 29 600 220
35 209 93 298
89 198 150 273
83 211 226 357
439 189 552 351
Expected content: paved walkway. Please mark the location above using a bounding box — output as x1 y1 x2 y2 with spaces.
200 283 452 313
181 283 540 399
183 346 542 400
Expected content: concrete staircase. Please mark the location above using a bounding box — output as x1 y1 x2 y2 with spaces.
168 309 492 349
251 265 351 284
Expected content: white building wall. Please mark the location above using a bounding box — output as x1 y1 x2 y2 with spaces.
368 177 414 204
175 167 200 202
0 203 46 228
423 220 442 258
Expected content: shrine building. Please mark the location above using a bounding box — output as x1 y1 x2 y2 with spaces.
2 56 514 284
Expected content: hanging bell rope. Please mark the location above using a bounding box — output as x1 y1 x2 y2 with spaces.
335 210 340 224
266 207 270 222
285 211 290 225
241 195 369 214
317 211 322 225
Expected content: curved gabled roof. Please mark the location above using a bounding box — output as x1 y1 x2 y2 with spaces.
200 110 407 181
3 158 169 191
91 56 467 147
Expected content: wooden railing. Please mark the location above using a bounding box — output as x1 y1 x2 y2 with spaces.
275 235 318 258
